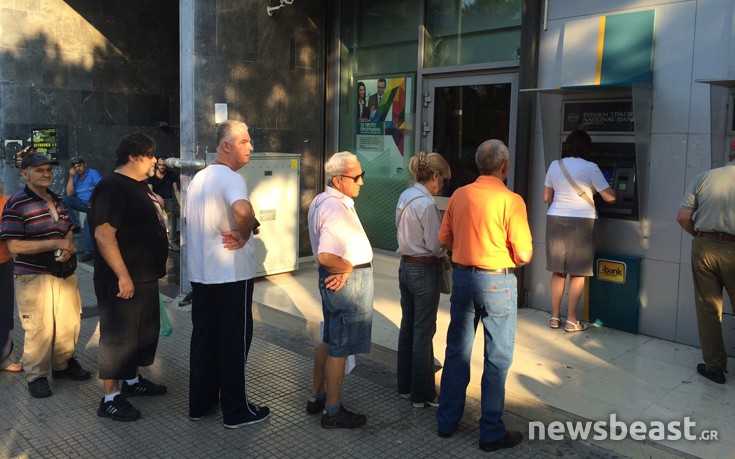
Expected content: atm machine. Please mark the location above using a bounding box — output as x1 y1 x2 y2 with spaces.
561 98 640 220
588 142 637 219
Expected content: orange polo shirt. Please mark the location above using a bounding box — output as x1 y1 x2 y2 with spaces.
0 195 11 263
439 175 532 269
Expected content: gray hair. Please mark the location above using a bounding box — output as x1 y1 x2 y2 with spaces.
216 120 248 152
325 151 358 186
475 139 509 175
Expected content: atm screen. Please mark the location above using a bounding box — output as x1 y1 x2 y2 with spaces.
599 166 614 186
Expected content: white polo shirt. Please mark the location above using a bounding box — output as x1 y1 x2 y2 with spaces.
307 186 372 266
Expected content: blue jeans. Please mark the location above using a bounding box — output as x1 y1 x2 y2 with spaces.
62 195 93 253
397 260 441 403
436 268 517 443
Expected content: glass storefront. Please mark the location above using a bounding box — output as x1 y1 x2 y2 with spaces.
424 0 522 67
338 0 522 251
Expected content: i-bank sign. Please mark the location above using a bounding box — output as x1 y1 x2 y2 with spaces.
597 259 626 284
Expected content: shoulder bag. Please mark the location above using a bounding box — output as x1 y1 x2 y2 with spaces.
557 159 595 207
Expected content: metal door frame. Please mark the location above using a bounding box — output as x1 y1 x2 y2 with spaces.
421 73 518 208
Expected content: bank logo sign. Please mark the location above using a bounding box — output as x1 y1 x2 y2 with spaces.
597 259 626 284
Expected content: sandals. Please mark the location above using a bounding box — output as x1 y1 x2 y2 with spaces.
565 320 588 333
548 317 561 329
0 362 23 372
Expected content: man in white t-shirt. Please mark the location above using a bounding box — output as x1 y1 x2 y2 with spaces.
184 120 269 429
306 152 374 429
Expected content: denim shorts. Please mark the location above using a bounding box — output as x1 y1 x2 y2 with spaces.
318 266 374 357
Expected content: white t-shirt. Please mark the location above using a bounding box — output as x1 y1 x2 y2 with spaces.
307 186 373 266
185 164 255 283
544 157 611 219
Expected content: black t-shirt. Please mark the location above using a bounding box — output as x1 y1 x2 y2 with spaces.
147 170 179 199
88 172 168 283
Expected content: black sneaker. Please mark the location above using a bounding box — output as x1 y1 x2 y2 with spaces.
479 431 523 452
52 356 92 381
320 405 366 429
121 375 167 397
306 397 325 415
77 251 93 262
697 363 726 384
28 377 52 398
98 395 141 422
179 292 193 306
223 405 270 429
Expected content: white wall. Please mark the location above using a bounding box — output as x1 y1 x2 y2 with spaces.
528 0 734 350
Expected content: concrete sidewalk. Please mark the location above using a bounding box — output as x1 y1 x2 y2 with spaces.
1 263 624 458
245 255 733 459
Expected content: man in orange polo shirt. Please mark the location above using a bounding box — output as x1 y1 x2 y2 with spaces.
436 139 533 452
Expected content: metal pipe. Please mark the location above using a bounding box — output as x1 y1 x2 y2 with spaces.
164 157 206 170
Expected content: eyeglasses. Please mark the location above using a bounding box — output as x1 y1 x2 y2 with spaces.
339 171 366 182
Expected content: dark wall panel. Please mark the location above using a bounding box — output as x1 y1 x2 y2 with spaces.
0 0 180 194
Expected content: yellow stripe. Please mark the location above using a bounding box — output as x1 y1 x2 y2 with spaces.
583 277 590 321
595 16 606 85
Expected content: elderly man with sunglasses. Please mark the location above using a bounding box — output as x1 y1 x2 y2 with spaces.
306 152 373 429
63 156 102 262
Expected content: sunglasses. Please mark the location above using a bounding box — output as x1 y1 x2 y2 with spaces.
339 171 366 182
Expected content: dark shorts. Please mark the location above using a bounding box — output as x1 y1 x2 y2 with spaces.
545 215 596 276
318 266 374 357
96 280 160 380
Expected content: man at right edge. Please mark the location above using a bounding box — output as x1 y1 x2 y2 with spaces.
676 140 735 385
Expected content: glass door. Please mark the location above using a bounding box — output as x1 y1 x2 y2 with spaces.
423 73 518 208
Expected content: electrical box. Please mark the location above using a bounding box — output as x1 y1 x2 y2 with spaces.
238 153 300 277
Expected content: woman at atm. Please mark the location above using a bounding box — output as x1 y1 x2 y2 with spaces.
543 129 617 332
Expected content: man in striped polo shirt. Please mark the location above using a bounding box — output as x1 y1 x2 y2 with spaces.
0 153 91 399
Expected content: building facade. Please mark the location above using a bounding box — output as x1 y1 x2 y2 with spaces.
2 0 733 352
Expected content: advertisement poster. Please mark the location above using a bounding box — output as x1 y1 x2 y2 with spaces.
31 128 58 159
355 75 413 175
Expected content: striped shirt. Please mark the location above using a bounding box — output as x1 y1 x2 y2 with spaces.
0 186 74 275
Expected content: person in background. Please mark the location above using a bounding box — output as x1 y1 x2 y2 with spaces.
543 129 616 332
436 139 532 452
64 157 102 262
307 151 373 429
0 181 23 373
148 156 181 251
89 133 169 421
185 120 270 428
1 154 91 398
676 140 735 384
395 152 451 408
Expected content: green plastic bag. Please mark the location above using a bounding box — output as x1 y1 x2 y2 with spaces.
159 295 173 337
